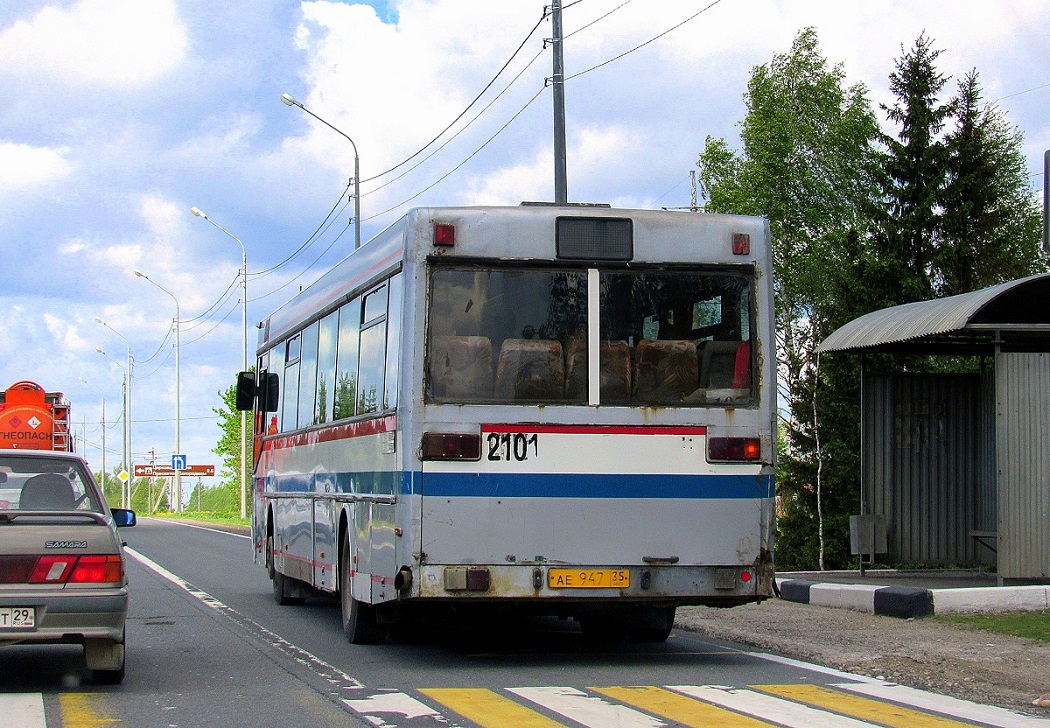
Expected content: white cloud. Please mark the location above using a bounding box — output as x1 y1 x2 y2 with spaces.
0 0 188 88
0 142 72 193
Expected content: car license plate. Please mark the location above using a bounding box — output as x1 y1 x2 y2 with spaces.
0 607 35 628
548 568 630 589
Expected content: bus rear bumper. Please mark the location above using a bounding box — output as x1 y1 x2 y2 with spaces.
414 558 773 607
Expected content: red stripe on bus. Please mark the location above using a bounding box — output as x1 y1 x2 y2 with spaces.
276 550 331 571
482 424 707 436
262 415 397 452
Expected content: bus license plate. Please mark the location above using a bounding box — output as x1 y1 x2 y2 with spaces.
0 607 34 628
548 569 629 589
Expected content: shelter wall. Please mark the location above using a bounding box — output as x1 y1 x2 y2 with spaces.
996 352 1050 583
863 374 994 566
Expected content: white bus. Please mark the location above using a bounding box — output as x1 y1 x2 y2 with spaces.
237 204 776 643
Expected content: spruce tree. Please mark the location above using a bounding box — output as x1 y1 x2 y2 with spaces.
938 70 1044 294
873 34 952 304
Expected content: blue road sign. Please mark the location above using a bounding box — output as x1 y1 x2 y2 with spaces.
172 454 188 471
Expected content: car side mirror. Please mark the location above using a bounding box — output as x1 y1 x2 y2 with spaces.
111 508 136 527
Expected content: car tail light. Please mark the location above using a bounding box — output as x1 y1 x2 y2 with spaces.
0 556 36 583
69 555 123 583
421 432 481 461
21 555 122 584
29 556 78 583
707 437 761 462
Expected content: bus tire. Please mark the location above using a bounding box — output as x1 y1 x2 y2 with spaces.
339 536 385 644
627 606 675 643
269 534 305 606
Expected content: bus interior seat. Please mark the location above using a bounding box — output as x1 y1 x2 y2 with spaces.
699 340 751 389
20 473 77 510
429 335 494 398
565 339 632 400
495 339 565 401
633 339 698 402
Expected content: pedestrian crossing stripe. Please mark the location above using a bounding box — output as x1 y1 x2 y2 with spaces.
755 684 968 727
348 684 1047 728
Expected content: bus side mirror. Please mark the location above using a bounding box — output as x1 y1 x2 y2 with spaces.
235 371 256 411
261 372 280 413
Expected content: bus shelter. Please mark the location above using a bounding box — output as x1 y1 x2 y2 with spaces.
818 273 1050 585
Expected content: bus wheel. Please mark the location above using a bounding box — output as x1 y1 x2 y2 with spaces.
269 535 304 606
339 537 385 644
627 606 676 643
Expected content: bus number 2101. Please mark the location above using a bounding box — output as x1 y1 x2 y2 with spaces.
487 432 538 462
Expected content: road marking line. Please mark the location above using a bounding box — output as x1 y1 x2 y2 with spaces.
343 692 464 727
125 547 364 696
0 694 45 727
59 693 120 727
756 684 973 727
509 686 666 728
594 686 770 727
420 688 564 727
139 516 251 539
667 685 876 728
835 682 1050 728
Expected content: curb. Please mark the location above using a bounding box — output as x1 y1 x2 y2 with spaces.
776 578 1050 618
778 579 932 618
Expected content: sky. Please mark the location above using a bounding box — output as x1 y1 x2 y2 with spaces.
1 0 1048 496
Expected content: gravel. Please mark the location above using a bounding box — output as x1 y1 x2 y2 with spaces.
676 598 1050 717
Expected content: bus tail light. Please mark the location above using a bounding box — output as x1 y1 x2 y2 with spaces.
707 437 761 462
434 223 456 247
421 432 481 461
732 233 750 255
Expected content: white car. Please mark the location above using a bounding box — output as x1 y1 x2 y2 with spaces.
0 449 135 683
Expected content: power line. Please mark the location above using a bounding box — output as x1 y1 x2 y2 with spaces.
563 0 633 39
363 86 548 223
360 10 548 185
565 0 725 82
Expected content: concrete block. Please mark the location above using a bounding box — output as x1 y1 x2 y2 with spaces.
809 583 876 613
778 579 815 604
932 585 1050 614
873 587 933 618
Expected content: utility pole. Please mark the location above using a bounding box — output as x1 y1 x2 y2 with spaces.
551 0 567 204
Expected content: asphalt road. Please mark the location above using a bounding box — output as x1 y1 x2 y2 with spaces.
0 517 1042 727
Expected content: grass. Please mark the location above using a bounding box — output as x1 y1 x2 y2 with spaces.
936 610 1050 642
147 511 251 531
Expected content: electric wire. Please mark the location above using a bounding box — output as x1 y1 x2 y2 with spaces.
564 0 725 82
362 86 548 223
563 0 632 39
359 10 547 185
360 44 548 199
248 220 353 304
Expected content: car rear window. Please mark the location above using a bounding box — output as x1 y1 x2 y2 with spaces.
0 456 103 512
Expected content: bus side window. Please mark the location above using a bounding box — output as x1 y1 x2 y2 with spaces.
334 297 361 421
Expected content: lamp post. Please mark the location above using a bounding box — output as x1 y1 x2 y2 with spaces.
134 270 182 513
95 318 134 510
190 206 249 520
94 345 130 508
280 92 361 250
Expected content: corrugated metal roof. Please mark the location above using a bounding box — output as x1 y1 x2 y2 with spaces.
819 273 1050 353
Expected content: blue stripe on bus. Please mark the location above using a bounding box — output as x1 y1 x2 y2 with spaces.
269 470 772 500
418 472 774 500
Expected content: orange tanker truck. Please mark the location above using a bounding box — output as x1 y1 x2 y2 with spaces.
0 381 72 451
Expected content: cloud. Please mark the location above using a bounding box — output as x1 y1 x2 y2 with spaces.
0 142 72 193
0 0 188 88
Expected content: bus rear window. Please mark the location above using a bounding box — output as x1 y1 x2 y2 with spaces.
425 266 754 407
427 267 587 404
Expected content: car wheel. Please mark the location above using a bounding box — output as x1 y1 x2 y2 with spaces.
339 535 384 644
87 629 126 685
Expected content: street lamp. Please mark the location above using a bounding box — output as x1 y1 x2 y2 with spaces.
134 270 182 513
95 317 134 510
190 206 249 519
280 92 361 250
94 342 131 509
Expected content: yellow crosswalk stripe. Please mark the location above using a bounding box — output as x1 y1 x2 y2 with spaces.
59 693 121 728
593 686 772 727
419 687 566 728
754 684 975 727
